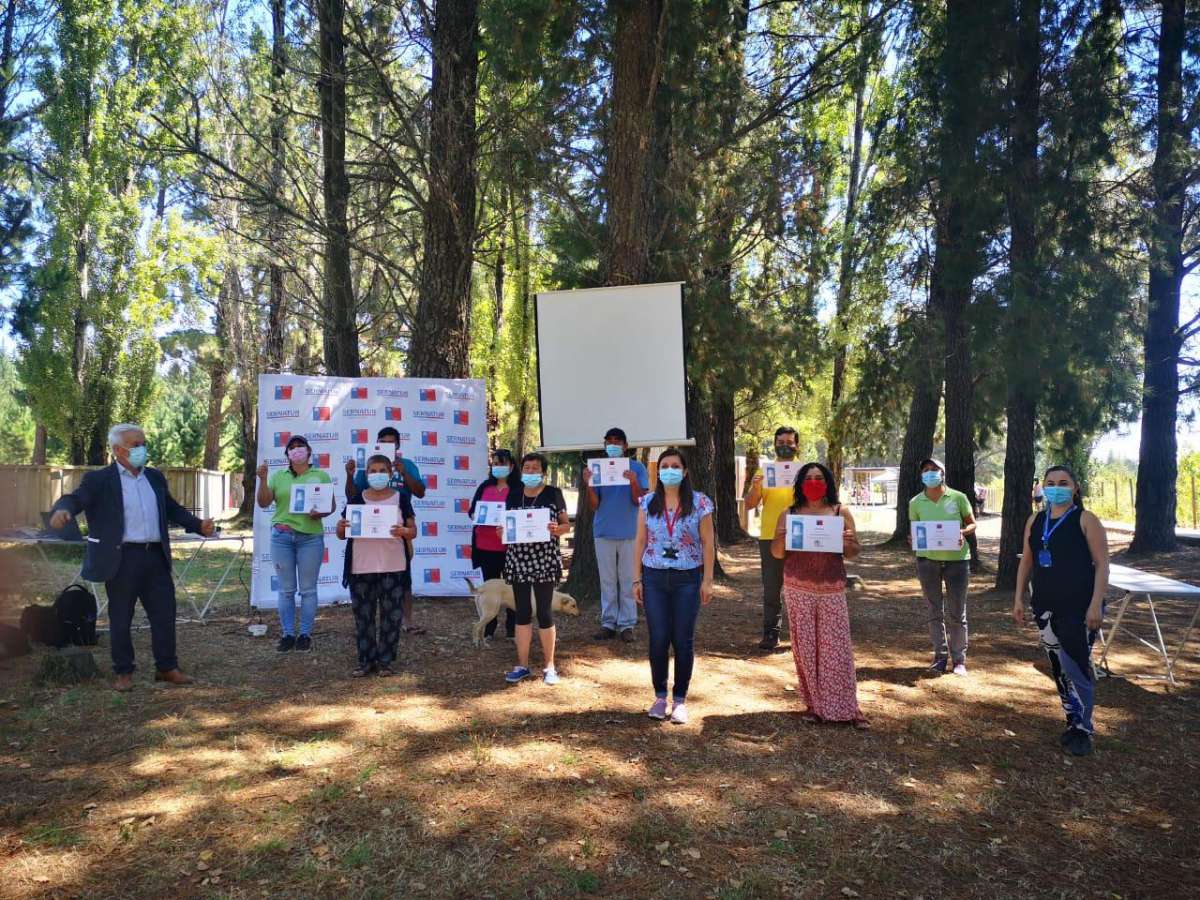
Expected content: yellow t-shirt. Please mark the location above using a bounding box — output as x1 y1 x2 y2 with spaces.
759 486 795 540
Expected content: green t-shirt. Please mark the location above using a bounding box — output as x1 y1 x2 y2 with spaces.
908 487 972 561
268 467 334 534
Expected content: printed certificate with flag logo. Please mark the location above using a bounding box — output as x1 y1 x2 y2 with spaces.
473 501 506 526
911 520 960 551
502 508 552 544
763 461 799 489
349 503 399 539
785 515 843 553
589 457 630 486
289 483 334 515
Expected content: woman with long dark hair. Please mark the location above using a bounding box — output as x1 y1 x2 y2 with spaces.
470 449 522 639
255 434 332 652
632 448 715 724
1013 465 1109 756
771 462 866 726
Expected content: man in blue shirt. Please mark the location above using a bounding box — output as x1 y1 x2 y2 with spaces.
345 426 427 632
583 427 649 641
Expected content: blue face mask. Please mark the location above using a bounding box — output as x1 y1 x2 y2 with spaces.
366 472 391 490
605 444 624 458
127 445 148 469
521 473 543 488
659 468 684 487
1044 486 1073 506
921 471 943 488
491 465 511 480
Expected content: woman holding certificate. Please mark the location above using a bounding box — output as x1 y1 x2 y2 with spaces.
336 454 417 677
470 449 522 639
502 453 571 685
256 435 332 653
771 463 867 727
1012 465 1109 757
632 448 715 725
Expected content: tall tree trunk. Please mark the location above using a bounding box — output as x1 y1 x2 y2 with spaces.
406 0 479 379
31 424 46 465
204 270 233 471
316 0 359 377
487 187 507 434
1132 0 1186 554
827 1 871 484
712 389 743 543
565 0 666 605
891 305 943 544
265 0 288 372
996 0 1041 590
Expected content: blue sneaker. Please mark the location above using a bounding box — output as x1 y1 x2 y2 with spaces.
927 657 948 675
505 666 531 684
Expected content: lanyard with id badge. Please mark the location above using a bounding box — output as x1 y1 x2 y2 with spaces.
662 505 683 560
1038 506 1076 568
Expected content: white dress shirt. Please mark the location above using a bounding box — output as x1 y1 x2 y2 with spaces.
119 465 162 543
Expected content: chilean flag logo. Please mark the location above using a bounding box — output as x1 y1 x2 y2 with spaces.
456 545 472 560
350 429 369 444
314 452 331 468
425 473 438 490
453 410 469 426
421 521 439 537
350 387 368 400
453 456 470 471
424 568 441 584
419 388 437 402
421 431 438 447
273 431 292 447
322 548 330 564
312 406 332 421
274 385 293 400
385 407 403 421
454 498 470 514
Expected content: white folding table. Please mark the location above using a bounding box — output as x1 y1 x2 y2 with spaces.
5 531 247 626
1101 563 1200 688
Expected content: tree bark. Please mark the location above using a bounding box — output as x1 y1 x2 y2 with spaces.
406 0 479 379
1132 0 1186 554
204 270 233 471
891 306 943 544
487 187 507 434
712 388 743 543
996 0 1041 590
264 0 288 372
316 0 359 377
31 423 46 465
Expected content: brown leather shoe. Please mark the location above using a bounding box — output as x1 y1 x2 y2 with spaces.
154 668 194 686
113 673 134 692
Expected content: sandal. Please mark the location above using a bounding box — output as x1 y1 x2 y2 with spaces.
377 666 395 678
351 667 373 678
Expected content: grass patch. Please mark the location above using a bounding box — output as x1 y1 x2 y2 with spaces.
342 839 372 868
26 824 84 848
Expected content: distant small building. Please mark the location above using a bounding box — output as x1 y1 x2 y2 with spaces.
843 466 898 507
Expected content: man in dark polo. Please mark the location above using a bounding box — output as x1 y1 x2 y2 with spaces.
50 423 215 691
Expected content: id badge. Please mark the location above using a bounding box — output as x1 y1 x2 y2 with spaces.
1037 549 1052 568
662 546 680 561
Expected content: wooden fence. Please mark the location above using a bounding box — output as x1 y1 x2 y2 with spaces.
0 465 234 530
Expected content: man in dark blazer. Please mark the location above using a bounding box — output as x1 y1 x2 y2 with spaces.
50 423 215 691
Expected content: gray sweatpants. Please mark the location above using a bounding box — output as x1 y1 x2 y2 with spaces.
915 557 969 664
595 537 638 631
759 540 785 638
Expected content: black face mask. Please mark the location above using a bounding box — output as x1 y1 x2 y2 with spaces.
775 445 796 459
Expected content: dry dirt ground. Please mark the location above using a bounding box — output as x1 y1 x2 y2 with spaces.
1 522 1198 899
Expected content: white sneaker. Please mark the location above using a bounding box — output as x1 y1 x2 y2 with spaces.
669 702 688 725
543 667 560 685
952 663 968 677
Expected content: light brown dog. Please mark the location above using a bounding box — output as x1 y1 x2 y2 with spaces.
465 578 580 646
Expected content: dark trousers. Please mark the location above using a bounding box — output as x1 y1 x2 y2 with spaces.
513 582 555 628
475 548 514 638
759 540 785 638
642 566 702 701
103 544 177 675
349 571 408 669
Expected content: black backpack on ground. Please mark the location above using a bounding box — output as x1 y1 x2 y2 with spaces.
54 585 98 647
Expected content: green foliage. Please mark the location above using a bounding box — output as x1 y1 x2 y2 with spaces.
0 353 37 463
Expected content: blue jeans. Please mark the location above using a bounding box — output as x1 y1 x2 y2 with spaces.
642 566 702 701
596 537 638 630
271 528 324 637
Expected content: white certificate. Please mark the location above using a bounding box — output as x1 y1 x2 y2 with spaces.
473 501 506 526
763 461 799 489
912 520 961 552
349 503 399 539
589 457 631 486
785 515 844 553
289 482 334 515
502 507 552 544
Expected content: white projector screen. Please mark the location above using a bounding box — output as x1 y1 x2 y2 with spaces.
535 282 689 451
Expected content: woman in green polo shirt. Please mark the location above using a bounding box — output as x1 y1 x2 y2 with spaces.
256 435 333 652
908 458 977 676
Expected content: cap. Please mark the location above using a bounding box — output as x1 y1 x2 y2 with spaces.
919 457 945 472
604 427 628 443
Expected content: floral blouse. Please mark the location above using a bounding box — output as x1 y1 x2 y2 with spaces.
640 492 713 570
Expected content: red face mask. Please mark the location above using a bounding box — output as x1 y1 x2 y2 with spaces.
801 480 827 502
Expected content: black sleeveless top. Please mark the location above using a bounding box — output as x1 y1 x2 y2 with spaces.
1029 508 1094 613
